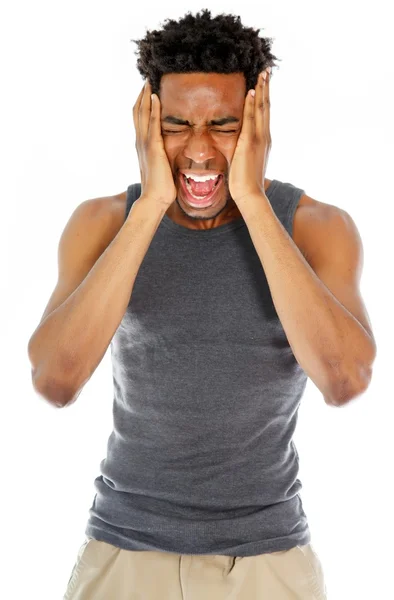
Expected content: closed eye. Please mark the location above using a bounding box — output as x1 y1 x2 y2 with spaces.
161 129 238 134
162 130 186 134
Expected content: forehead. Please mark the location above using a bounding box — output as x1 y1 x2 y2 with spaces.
159 73 246 119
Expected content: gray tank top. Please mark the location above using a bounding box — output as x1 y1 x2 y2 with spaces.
85 179 311 556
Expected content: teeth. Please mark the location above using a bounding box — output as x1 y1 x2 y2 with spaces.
184 174 220 183
185 177 221 199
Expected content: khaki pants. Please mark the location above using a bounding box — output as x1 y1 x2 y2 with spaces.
64 537 328 599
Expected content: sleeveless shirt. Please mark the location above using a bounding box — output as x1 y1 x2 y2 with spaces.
85 179 311 556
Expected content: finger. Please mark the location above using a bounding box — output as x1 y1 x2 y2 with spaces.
263 69 271 141
255 72 265 137
139 81 152 142
240 89 256 140
147 93 162 143
132 84 146 140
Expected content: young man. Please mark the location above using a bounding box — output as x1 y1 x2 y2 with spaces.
28 9 376 599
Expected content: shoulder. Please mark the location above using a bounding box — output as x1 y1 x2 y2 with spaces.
57 192 128 259
294 191 361 265
81 191 128 240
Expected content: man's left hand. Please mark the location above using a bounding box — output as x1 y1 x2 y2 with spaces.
228 68 272 205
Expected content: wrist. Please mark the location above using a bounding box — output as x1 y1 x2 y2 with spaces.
235 191 270 212
135 194 171 216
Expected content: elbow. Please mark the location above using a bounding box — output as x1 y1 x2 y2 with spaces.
324 365 374 407
29 347 87 408
32 373 78 408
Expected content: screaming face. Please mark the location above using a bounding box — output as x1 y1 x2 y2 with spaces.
159 72 247 228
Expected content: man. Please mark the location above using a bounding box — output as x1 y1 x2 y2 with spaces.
28 9 376 600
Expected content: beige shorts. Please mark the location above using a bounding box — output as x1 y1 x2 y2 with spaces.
64 537 328 599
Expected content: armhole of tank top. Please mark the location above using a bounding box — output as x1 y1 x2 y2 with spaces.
286 184 306 239
125 183 141 222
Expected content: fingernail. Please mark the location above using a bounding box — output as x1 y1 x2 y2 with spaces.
262 72 267 81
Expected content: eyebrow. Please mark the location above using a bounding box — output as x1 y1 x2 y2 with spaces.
162 116 240 126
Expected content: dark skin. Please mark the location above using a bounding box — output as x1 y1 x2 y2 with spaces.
30 70 376 409
152 71 377 403
159 72 272 230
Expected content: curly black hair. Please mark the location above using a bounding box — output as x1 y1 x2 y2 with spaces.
131 9 281 97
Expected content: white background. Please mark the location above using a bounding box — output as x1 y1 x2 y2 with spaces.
1 1 393 598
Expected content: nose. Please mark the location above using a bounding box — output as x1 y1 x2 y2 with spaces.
182 131 216 164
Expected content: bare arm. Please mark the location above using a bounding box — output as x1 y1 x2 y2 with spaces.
29 80 177 408
28 194 166 408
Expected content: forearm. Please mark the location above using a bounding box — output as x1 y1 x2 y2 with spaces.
238 194 374 403
30 195 166 406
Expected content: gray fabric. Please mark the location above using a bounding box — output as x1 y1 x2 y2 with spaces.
85 179 311 556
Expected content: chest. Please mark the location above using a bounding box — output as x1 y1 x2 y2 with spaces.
113 192 319 264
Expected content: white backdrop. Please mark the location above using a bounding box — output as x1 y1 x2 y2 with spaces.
1 1 393 598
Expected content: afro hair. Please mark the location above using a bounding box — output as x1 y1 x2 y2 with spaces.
131 9 281 96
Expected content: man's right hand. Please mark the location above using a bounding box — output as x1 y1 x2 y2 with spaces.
133 81 177 208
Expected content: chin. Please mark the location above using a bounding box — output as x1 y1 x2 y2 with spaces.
176 193 230 221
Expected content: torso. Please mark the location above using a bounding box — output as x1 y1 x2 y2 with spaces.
107 178 320 264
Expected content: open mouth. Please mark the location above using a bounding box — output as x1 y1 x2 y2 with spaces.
179 173 224 208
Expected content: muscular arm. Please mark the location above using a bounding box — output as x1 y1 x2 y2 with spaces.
238 193 376 406
28 194 166 408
